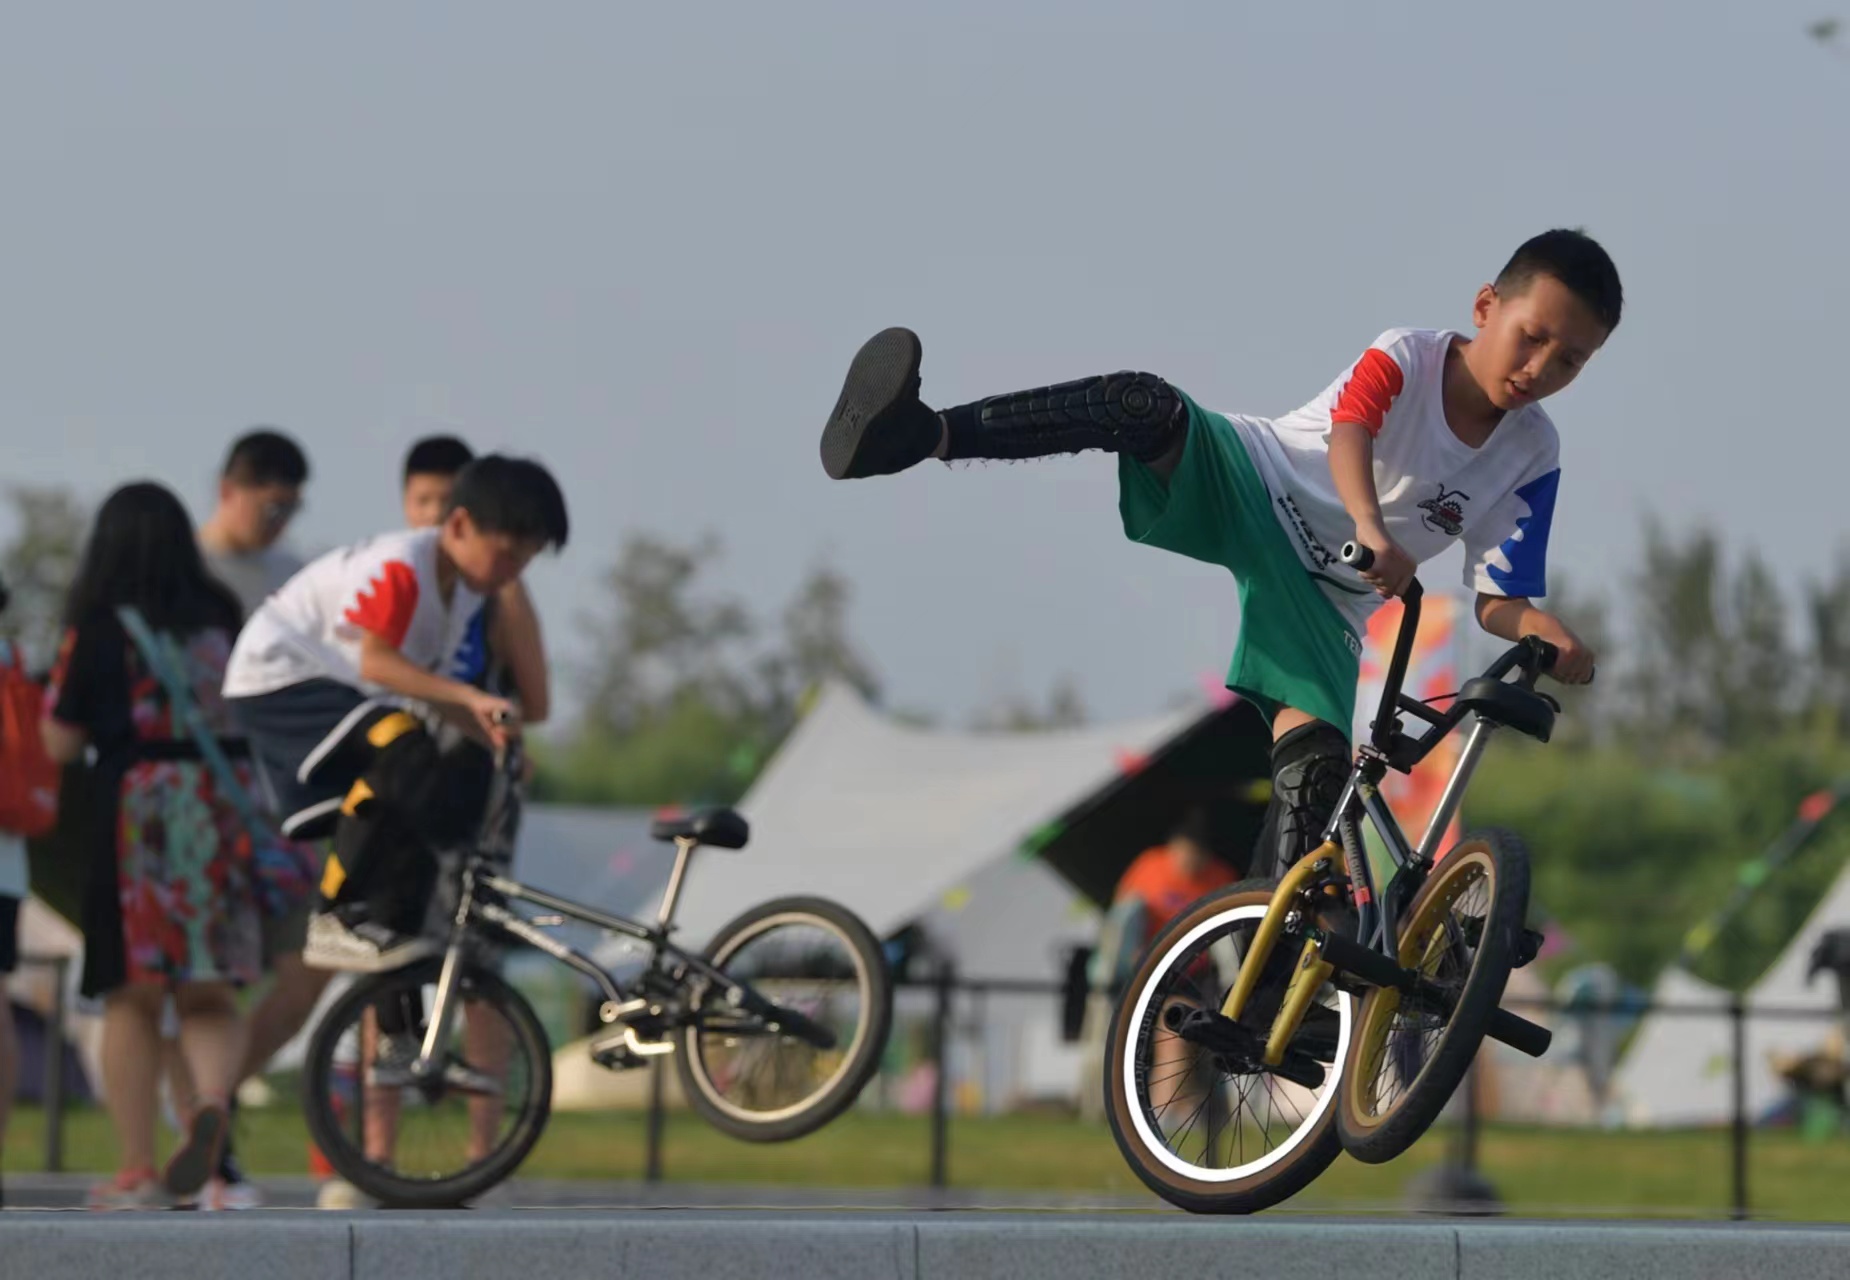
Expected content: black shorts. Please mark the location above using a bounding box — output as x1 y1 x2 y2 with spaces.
229 679 401 841
0 893 19 974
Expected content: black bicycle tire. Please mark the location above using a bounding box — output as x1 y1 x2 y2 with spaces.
1103 878 1348 1215
301 959 554 1208
1335 828 1529 1164
676 895 893 1143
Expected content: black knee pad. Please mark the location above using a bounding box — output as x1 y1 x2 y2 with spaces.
1252 721 1352 880
940 371 1186 463
356 729 493 847
324 724 490 926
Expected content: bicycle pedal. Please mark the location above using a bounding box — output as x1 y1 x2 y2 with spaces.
590 1023 674 1066
590 1040 646 1071
1513 927 1545 970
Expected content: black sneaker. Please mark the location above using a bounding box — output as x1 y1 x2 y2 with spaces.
820 327 944 480
162 1103 229 1200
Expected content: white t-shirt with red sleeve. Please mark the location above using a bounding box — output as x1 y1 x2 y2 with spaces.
223 527 485 699
1222 328 1562 635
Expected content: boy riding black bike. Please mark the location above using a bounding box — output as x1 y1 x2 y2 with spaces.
818 229 1615 881
224 455 568 972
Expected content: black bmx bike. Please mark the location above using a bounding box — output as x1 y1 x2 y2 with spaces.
300 740 894 1208
1105 543 1576 1212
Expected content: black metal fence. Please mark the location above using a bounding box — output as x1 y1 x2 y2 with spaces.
11 952 72 1174
12 954 1842 1217
627 969 1842 1218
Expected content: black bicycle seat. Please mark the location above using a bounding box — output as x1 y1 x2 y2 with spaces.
1453 676 1556 743
651 807 750 850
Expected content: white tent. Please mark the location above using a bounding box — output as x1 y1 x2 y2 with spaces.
1611 867 1850 1127
649 681 1220 1113
668 681 1198 949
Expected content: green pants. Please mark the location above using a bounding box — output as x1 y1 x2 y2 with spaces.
1119 394 1361 737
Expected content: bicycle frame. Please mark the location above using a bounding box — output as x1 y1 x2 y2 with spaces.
1217 578 1529 1068
402 746 774 1085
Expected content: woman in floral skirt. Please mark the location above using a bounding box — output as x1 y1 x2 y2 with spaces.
41 482 262 1209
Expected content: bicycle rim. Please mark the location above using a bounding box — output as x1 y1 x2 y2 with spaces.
1116 895 1351 1184
681 909 877 1128
303 963 551 1205
1344 845 1498 1131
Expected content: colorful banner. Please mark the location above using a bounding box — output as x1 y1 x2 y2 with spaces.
1352 590 1464 860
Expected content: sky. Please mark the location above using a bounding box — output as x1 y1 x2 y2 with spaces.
0 1 1845 727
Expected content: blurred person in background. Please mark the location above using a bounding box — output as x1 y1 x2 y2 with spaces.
193 429 322 1207
197 429 310 617
0 570 26 1206
1093 806 1242 995
41 483 262 1209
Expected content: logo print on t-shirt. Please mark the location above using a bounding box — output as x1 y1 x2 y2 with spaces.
1417 484 1470 537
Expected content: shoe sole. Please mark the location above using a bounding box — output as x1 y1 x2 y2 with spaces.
304 938 441 974
163 1106 229 1200
820 326 923 480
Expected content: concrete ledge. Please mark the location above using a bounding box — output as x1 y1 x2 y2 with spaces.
5 1212 1848 1280
1457 1224 1850 1280
0 1217 348 1280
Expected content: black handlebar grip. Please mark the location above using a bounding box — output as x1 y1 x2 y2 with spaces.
1339 541 1375 571
1530 639 1560 671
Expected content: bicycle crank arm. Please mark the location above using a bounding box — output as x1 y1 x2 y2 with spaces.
1169 1006 1325 1091
1315 930 1554 1059
718 990 839 1052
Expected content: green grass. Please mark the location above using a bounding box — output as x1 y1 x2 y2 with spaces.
9 1103 1848 1220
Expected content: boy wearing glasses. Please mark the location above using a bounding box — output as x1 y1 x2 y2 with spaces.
198 429 311 618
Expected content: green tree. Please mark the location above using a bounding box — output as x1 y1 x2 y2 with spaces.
1623 521 1794 756
539 537 888 806
1802 547 1850 735
0 486 89 669
971 674 1089 732
756 561 883 734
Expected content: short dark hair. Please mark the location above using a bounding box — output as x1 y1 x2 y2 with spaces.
446 455 569 549
223 429 309 488
1495 229 1623 333
1170 804 1218 850
403 435 475 485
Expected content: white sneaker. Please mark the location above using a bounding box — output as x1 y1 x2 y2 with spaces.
304 913 439 973
217 1178 264 1211
316 1178 374 1211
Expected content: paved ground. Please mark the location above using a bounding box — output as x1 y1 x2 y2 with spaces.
7 1208 1850 1280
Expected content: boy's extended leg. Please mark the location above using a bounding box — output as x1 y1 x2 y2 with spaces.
823 330 1354 884
820 327 1188 479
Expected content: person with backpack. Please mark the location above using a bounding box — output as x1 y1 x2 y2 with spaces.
0 567 62 1208
39 483 265 1210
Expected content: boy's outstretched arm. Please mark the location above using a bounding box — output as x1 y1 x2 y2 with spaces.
1328 422 1415 597
357 631 517 743
1474 593 1597 685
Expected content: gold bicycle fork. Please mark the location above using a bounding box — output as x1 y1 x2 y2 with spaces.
1218 842 1341 1067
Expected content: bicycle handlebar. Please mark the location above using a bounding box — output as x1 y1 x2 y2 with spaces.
1339 540 1589 766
